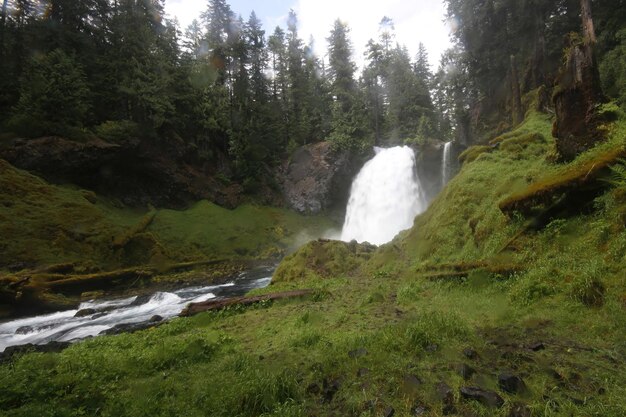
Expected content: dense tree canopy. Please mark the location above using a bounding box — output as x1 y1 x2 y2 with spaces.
1 0 623 182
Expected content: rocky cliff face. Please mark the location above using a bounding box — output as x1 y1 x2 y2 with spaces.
0 136 243 208
279 142 364 215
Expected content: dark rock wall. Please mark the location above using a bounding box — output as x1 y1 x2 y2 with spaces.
279 142 368 215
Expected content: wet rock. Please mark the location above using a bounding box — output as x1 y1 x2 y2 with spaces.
508 402 531 417
436 382 456 415
15 325 34 335
149 315 163 323
357 368 370 378
99 320 162 335
457 363 476 380
460 386 504 408
280 141 363 214
528 342 545 351
129 294 152 307
0 341 71 363
322 378 341 403
348 347 368 358
383 406 395 417
410 404 428 416
463 348 479 360
499 373 527 394
74 308 97 318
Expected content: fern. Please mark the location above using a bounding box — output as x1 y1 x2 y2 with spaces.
605 158 626 188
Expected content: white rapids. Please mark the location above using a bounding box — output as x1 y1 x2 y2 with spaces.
341 146 427 245
0 269 273 352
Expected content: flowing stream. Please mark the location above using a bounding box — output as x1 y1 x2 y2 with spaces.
341 146 427 245
0 267 273 352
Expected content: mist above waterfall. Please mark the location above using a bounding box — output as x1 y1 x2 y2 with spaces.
341 146 427 245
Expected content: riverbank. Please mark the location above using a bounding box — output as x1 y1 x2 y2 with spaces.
0 159 336 318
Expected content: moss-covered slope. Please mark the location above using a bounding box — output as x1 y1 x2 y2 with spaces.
0 160 334 272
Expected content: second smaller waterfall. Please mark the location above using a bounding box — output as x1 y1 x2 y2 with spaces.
441 141 452 187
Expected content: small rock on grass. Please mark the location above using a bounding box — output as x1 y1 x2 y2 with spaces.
436 382 456 415
498 373 527 394
348 347 368 358
383 406 395 417
460 386 504 408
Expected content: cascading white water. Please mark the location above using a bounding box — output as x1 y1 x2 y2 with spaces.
441 141 452 187
341 146 427 245
0 268 274 352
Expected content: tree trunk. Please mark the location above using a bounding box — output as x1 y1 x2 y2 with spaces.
0 0 8 53
552 0 604 161
510 55 523 125
581 0 596 44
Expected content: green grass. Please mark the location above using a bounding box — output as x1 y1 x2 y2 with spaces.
2 110 626 416
0 161 335 272
149 201 335 262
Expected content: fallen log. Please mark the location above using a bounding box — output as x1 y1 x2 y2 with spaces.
419 264 524 281
499 146 626 216
180 289 315 317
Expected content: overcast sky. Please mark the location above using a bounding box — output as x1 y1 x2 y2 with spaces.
163 0 452 69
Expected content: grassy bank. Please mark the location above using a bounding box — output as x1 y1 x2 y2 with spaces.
0 161 335 271
2 109 626 416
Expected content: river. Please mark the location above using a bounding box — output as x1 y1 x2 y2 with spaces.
0 266 274 352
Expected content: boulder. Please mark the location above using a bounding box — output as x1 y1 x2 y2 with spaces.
279 141 363 214
0 341 71 363
74 308 97 318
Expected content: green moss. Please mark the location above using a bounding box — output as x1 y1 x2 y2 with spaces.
458 145 493 164
272 240 365 283
0 159 144 269
147 201 335 262
0 160 336 272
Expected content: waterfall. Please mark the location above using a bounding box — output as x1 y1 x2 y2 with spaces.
341 146 427 245
442 141 452 187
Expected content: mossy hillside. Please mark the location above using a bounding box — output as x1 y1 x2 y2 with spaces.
149 202 335 262
0 160 335 272
0 159 143 269
272 240 369 283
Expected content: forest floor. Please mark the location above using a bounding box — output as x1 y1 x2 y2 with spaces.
1 107 626 416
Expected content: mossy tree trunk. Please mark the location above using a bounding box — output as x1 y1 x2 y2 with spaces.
552 0 605 161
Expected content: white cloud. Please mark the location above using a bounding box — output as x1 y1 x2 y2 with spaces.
164 0 205 31
294 0 451 70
